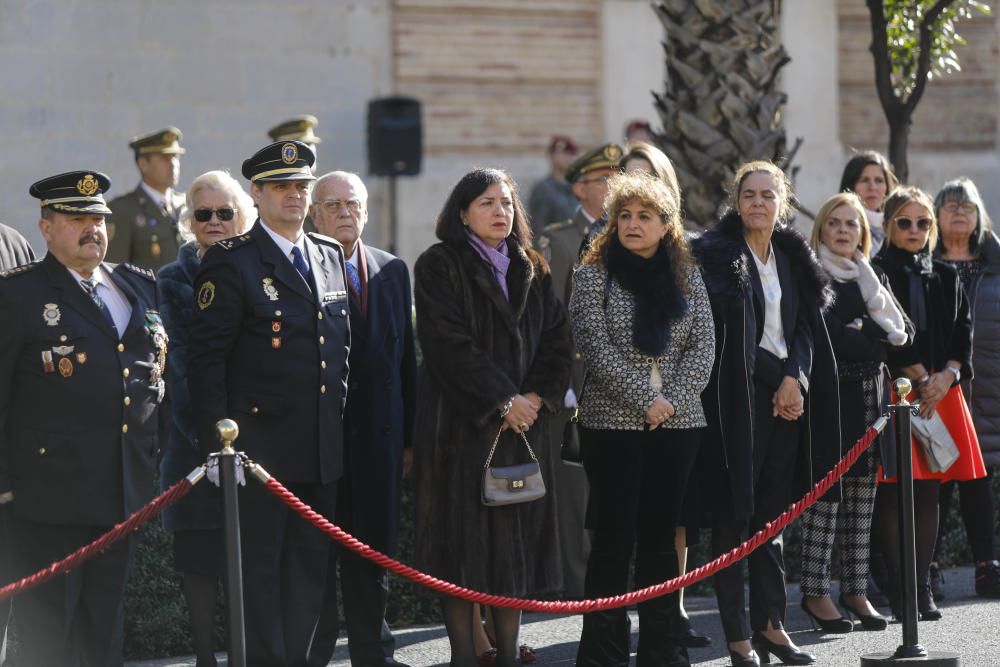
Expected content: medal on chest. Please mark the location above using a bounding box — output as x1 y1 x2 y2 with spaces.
262 277 279 301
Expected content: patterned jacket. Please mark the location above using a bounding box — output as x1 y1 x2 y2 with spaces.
569 262 715 430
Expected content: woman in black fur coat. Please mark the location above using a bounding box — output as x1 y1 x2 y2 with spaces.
693 162 841 667
412 168 572 667
569 171 715 667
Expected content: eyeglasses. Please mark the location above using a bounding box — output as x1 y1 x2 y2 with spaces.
193 208 235 222
894 217 932 231
317 199 363 214
941 202 977 215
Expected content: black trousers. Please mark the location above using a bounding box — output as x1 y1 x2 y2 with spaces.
713 380 803 643
308 471 396 667
0 506 12 665
576 426 701 667
239 479 337 667
8 519 135 667
937 468 997 563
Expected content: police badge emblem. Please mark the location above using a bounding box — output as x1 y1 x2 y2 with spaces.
43 303 61 327
281 143 298 165
197 281 215 310
77 174 99 196
262 277 279 301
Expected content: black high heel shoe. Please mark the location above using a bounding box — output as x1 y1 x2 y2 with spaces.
751 632 816 665
799 597 853 633
728 648 761 666
677 615 712 648
838 594 889 631
918 584 942 621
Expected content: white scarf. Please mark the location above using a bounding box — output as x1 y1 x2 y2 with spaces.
865 208 885 257
819 244 908 346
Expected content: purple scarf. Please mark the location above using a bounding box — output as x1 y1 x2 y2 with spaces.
465 230 511 301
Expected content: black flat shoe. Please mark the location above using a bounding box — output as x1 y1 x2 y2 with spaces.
799 597 852 633
729 648 761 666
838 594 889 631
751 632 816 665
677 614 712 648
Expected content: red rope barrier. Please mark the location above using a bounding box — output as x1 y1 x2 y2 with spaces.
264 423 881 613
0 477 195 601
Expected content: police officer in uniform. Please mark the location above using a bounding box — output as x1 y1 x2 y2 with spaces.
269 116 322 234
0 171 166 666
187 140 350 667
536 142 621 599
106 127 187 272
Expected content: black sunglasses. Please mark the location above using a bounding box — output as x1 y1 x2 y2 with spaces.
194 207 236 222
894 217 931 231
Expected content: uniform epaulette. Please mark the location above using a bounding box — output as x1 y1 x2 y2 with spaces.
0 261 40 279
121 263 156 281
215 234 254 251
306 231 343 248
541 219 575 235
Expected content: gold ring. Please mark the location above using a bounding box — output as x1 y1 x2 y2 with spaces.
519 423 529 431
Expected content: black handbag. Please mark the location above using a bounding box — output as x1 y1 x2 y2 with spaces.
561 408 583 465
481 426 546 507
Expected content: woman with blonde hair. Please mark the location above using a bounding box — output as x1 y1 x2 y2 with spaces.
158 170 255 667
871 186 986 621
798 192 911 633
571 170 714 666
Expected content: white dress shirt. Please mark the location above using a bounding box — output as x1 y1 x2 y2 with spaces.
260 219 311 288
68 265 131 338
750 244 788 360
139 180 174 212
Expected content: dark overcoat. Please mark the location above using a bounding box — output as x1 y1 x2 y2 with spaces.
342 243 417 555
412 239 572 596
0 254 166 525
158 241 221 530
0 223 35 270
692 211 842 520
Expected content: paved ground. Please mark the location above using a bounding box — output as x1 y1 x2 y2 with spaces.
130 566 999 666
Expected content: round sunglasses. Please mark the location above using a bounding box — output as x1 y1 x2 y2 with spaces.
894 216 932 232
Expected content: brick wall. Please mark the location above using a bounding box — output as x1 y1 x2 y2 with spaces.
838 0 999 151
393 0 603 155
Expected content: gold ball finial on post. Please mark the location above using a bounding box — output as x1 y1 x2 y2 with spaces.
894 377 913 406
216 418 240 452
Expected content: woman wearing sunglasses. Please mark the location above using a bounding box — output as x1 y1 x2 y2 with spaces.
157 170 256 667
871 186 986 622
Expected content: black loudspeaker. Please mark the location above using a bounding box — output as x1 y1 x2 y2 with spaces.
367 96 422 176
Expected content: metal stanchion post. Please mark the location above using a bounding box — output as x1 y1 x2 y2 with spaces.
217 418 247 667
861 379 959 666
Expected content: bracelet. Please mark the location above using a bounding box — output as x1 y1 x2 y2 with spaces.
499 397 515 419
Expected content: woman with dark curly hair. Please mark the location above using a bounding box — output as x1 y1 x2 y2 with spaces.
694 161 841 666
570 170 714 666
412 168 572 667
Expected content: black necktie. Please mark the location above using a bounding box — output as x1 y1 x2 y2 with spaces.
80 279 117 330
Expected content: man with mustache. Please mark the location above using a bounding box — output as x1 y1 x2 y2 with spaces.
188 141 351 666
0 171 166 666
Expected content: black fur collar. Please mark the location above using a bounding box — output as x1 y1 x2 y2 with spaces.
606 236 687 356
693 209 834 310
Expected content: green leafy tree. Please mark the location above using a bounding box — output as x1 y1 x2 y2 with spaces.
866 0 991 181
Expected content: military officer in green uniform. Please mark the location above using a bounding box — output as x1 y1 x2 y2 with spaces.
106 127 187 272
535 142 621 599
269 116 322 234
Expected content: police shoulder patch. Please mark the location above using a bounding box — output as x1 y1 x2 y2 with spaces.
121 262 156 281
0 261 40 279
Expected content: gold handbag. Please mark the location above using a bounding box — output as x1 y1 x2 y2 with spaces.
481 426 546 507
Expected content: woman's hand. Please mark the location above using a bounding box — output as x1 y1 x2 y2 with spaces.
773 376 804 421
644 395 675 430
502 394 540 433
917 372 950 418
